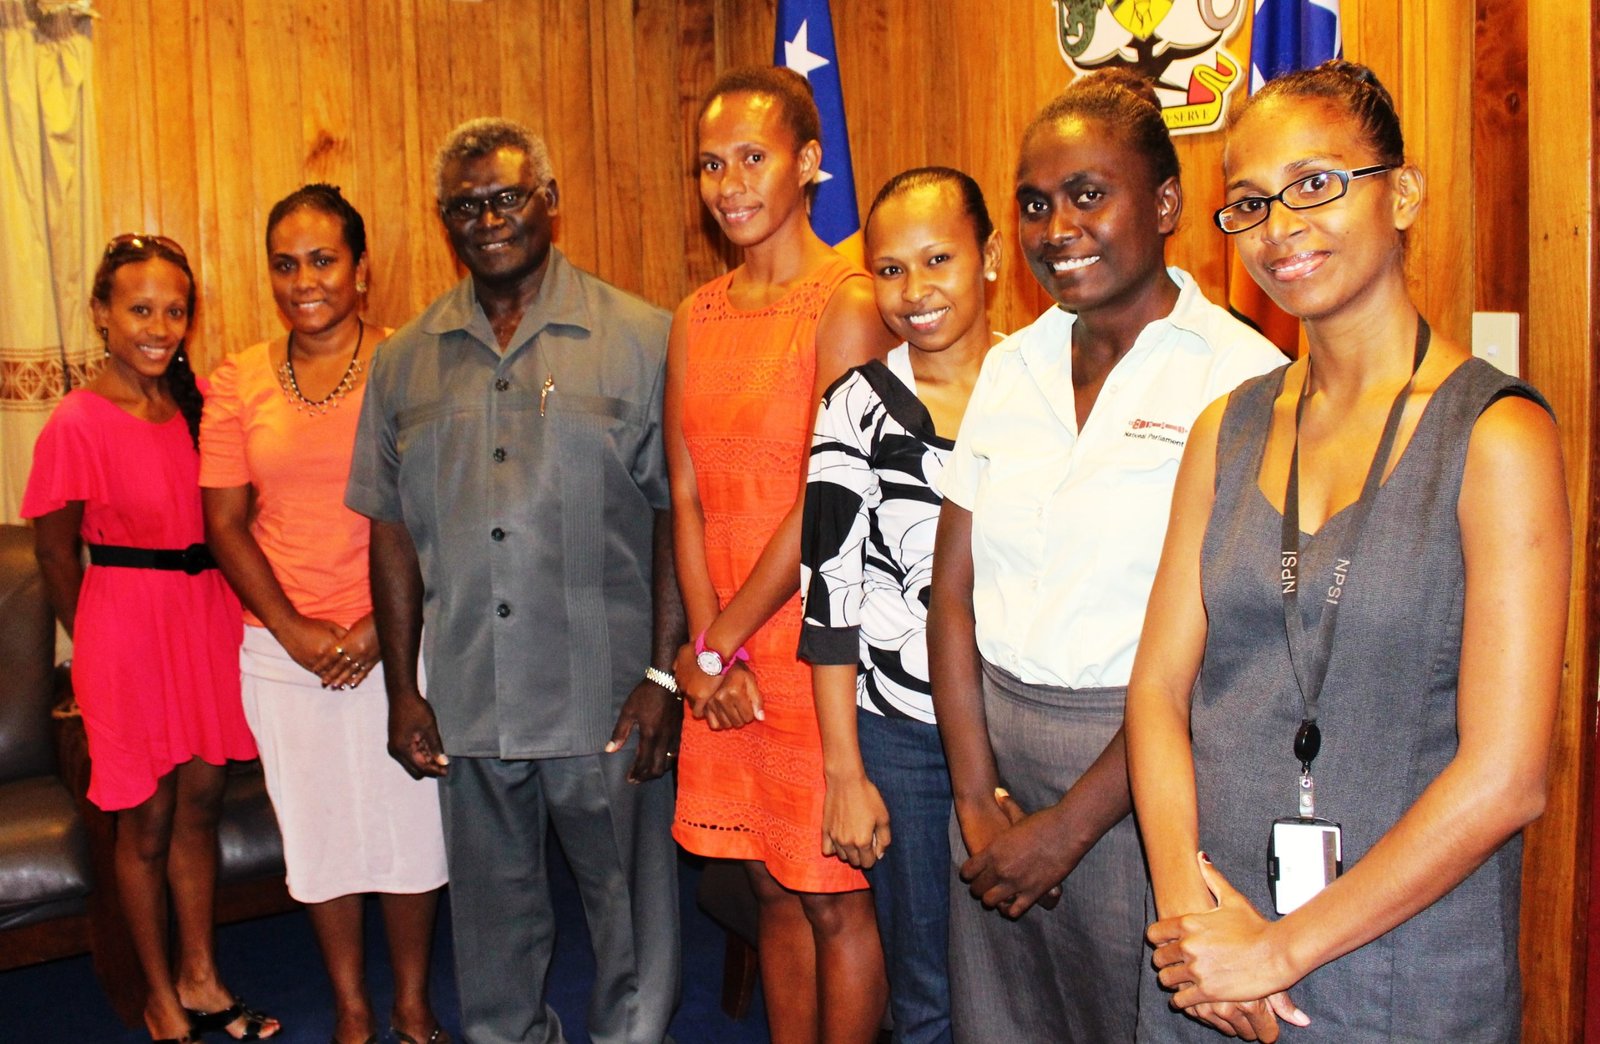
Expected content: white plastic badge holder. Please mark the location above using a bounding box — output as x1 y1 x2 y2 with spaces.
1268 817 1343 915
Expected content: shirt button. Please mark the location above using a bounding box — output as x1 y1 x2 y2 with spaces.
492 447 506 462
495 603 511 618
491 527 505 541
494 378 510 391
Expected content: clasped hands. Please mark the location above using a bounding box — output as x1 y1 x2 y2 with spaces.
672 641 764 731
276 612 379 691
956 787 1066 918
1148 853 1311 1042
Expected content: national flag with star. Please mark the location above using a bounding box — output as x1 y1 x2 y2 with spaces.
1227 0 1342 354
775 0 863 264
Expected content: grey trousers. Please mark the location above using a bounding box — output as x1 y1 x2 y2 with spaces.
948 664 1146 1044
439 751 680 1044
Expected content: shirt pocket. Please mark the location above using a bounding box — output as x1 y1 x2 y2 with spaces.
543 394 651 587
393 400 480 545
1091 429 1186 554
543 393 647 476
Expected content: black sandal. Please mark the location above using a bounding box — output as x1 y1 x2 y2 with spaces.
184 998 280 1041
392 1028 451 1044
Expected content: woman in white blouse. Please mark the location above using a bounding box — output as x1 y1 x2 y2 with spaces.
800 166 1000 1044
926 71 1283 1041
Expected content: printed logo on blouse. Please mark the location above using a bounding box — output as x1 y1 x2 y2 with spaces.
1126 417 1190 446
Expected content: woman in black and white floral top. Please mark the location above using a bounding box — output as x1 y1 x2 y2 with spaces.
800 167 999 1044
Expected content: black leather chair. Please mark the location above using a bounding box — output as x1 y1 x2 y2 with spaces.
0 524 94 965
0 522 294 1025
695 858 761 1019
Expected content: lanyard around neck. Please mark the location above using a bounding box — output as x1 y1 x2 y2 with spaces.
1280 318 1431 771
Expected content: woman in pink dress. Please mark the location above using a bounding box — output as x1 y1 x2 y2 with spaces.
25 235 279 1042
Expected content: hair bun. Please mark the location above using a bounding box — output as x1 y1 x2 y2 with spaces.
1316 59 1386 91
1081 68 1162 111
1232 57 1405 167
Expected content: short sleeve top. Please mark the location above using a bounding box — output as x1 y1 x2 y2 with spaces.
940 268 1284 688
799 345 951 722
344 251 671 758
199 338 382 627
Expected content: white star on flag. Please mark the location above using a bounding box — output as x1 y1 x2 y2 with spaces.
783 20 831 80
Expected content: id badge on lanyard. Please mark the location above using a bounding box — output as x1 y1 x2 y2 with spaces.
1268 319 1429 915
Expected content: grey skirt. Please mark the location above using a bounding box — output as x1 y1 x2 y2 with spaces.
948 661 1147 1043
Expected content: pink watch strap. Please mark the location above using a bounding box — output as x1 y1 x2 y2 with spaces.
695 630 750 674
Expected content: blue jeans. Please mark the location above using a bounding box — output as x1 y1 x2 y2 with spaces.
857 708 955 1044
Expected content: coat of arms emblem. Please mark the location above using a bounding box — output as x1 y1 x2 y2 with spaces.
1054 0 1247 135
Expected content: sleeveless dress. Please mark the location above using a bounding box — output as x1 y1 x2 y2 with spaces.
1136 359 1545 1042
672 254 868 893
21 389 254 812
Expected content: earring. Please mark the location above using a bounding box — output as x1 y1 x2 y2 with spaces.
985 270 998 283
97 326 108 339
356 281 368 293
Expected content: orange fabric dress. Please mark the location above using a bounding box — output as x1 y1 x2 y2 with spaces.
673 255 868 893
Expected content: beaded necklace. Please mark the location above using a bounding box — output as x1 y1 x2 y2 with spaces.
277 320 364 415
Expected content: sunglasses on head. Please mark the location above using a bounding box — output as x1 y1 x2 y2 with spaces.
103 233 188 261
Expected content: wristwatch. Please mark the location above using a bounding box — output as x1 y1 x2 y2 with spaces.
644 666 680 696
695 631 749 677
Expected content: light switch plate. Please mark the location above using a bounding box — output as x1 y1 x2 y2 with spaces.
1470 312 1520 378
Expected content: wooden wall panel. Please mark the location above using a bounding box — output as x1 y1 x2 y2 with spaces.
90 7 1587 1034
1472 0 1530 335
93 0 1476 366
1524 1 1596 1039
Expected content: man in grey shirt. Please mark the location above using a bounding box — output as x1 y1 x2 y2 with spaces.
346 117 682 1044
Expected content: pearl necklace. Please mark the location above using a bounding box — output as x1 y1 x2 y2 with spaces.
277 320 365 415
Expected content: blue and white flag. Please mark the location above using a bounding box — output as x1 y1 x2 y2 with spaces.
1249 0 1342 92
1230 0 1343 353
774 0 860 252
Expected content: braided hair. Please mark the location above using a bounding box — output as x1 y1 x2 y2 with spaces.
867 166 995 249
266 183 369 260
1227 59 1405 166
698 66 821 149
92 235 203 447
1021 69 1180 190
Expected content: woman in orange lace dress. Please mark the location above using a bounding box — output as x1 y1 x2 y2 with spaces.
666 67 894 1042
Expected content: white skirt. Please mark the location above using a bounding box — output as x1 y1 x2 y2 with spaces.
240 625 448 904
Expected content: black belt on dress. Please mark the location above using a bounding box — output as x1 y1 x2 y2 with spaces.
87 542 217 575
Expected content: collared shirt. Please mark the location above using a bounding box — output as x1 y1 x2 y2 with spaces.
939 267 1284 688
346 249 670 758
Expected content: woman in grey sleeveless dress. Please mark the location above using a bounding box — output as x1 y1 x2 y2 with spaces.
1126 62 1569 1042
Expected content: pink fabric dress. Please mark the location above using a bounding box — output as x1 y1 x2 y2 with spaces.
22 389 254 812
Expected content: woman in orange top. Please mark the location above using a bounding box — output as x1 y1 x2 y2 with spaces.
201 185 449 1044
666 67 895 1042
